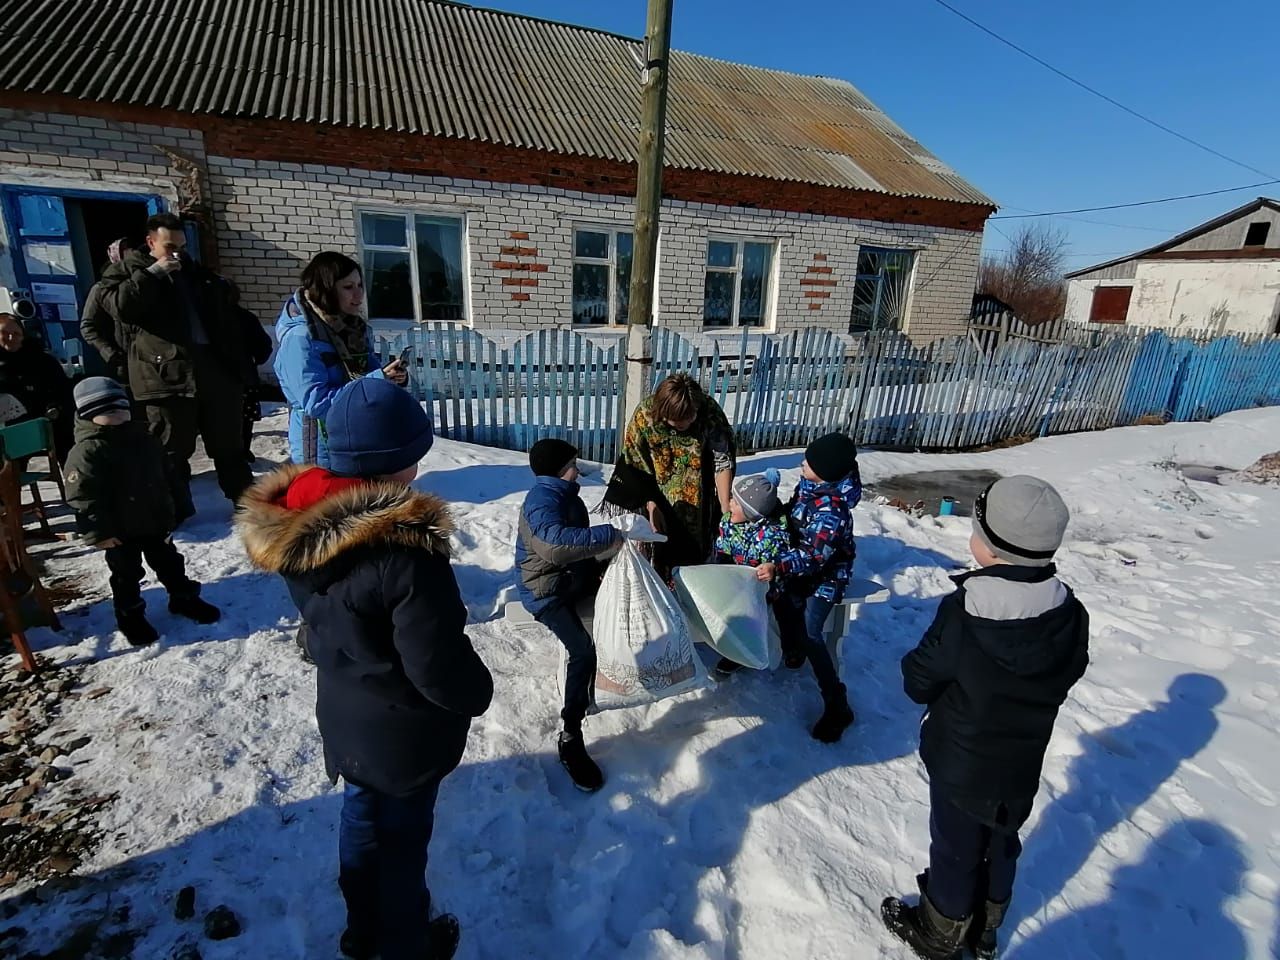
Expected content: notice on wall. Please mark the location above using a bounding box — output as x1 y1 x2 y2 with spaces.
31 281 78 306
31 281 80 322
22 241 76 277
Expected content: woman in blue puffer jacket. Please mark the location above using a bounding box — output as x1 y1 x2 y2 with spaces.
273 252 409 467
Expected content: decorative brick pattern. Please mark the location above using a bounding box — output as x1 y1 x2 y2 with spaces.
490 232 547 304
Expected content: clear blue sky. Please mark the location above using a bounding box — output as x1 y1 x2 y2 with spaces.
479 0 1280 271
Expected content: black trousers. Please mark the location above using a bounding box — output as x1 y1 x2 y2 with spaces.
142 356 251 516
927 783 1025 920
104 537 198 614
535 600 596 735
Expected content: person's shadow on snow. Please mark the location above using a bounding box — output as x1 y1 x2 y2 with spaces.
1009 673 1226 937
1005 818 1248 960
520 650 923 958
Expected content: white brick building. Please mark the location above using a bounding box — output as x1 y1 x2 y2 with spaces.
0 0 992 357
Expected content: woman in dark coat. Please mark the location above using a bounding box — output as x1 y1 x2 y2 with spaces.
0 312 75 463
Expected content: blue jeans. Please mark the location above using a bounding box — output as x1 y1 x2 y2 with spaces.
338 779 441 960
775 591 844 700
535 600 596 735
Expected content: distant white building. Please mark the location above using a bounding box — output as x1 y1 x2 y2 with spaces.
1065 197 1280 336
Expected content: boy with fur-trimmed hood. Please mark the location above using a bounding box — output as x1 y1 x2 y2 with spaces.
881 476 1089 960
238 377 492 960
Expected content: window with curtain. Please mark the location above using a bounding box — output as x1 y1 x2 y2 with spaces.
358 210 467 322
703 237 774 327
572 227 633 325
849 246 915 333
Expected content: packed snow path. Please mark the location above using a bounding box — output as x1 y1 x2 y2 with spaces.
8 408 1280 959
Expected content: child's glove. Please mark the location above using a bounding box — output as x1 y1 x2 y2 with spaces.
94 538 122 549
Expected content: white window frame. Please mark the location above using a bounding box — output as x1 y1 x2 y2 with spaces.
571 223 635 326
702 234 778 329
355 205 471 324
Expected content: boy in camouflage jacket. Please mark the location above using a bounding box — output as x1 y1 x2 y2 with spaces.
760 433 862 743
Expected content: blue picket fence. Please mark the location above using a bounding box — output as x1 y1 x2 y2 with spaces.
374 324 1280 460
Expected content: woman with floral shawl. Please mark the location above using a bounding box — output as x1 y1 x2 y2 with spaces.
605 374 736 578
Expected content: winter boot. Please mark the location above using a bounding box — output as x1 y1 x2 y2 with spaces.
169 593 222 624
782 648 807 669
427 913 461 959
557 731 604 792
811 687 855 743
882 891 970 960
338 928 374 960
967 896 1009 959
713 656 745 680
116 606 158 647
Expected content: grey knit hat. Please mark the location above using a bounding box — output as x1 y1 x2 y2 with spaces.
972 475 1069 567
73 377 130 420
732 473 779 520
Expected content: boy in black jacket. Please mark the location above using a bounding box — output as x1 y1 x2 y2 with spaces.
239 377 492 960
882 476 1089 960
64 377 220 647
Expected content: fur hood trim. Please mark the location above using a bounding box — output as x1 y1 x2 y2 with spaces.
237 465 453 575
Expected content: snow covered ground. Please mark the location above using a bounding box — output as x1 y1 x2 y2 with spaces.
7 406 1280 959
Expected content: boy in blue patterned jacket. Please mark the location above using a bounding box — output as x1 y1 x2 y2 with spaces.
756 432 862 742
712 471 790 676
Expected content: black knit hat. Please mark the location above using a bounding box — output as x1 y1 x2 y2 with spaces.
530 438 578 477
804 432 859 483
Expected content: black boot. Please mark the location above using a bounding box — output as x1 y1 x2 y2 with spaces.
338 928 373 960
427 913 461 959
882 891 970 960
713 656 745 679
116 606 158 647
967 896 1008 959
919 864 1009 959
339 914 459 960
557 731 604 792
169 593 222 624
811 687 855 743
782 647 807 669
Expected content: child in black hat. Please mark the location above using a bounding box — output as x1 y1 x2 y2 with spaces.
758 432 862 742
515 438 623 792
64 377 220 646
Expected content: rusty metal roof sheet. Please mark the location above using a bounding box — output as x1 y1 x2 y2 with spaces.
0 0 992 206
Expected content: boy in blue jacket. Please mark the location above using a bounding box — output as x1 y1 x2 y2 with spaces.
757 432 862 743
516 438 623 792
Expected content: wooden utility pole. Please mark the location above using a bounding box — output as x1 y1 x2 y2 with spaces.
622 0 675 425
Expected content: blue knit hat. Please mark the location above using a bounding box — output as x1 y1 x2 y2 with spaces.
326 378 434 478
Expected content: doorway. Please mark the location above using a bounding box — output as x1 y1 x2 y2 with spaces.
69 197 151 286
0 186 162 374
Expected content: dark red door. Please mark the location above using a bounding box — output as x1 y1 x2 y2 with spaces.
1089 285 1132 324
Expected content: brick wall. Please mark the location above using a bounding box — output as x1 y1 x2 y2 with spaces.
0 102 984 342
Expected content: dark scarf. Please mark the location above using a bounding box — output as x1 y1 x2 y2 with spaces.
302 292 371 381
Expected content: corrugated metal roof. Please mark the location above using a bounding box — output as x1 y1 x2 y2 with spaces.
0 0 992 206
1065 197 1280 278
